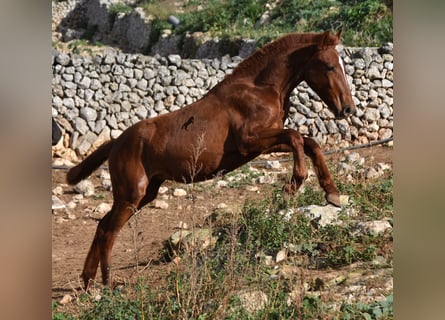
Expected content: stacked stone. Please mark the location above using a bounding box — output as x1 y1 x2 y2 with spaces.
52 44 393 156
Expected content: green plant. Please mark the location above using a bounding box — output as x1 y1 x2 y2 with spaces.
340 294 393 319
170 0 392 46
338 173 393 220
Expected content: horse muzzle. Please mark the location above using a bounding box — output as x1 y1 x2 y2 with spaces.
336 105 355 119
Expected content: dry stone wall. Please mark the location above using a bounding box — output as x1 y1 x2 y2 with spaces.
52 44 393 157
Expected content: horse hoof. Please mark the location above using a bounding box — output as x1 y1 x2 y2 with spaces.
282 183 297 195
326 193 341 207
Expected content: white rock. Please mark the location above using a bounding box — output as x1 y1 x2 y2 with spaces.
173 188 187 197
216 180 229 188
365 167 383 179
216 203 227 209
154 199 169 209
276 249 287 263
52 186 64 195
74 180 95 196
66 201 77 209
59 294 72 305
299 204 342 227
265 160 281 169
346 152 361 163
52 158 75 167
101 179 112 190
170 230 192 246
158 186 169 194
278 208 294 222
52 196 65 210
339 195 349 206
376 162 392 171
94 202 112 215
357 220 392 236
257 174 275 184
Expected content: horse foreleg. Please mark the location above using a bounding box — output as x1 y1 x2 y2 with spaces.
238 128 308 193
303 137 341 207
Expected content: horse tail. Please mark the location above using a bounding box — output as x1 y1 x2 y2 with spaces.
67 140 115 185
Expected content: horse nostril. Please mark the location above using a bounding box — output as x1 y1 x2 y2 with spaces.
342 106 354 117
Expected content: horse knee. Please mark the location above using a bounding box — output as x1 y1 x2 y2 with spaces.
293 170 308 185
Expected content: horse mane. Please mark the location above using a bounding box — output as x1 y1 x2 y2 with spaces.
229 32 339 79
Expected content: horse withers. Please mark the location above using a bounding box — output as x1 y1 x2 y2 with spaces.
67 30 355 289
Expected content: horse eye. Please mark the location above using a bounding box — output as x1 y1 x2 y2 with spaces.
327 66 335 72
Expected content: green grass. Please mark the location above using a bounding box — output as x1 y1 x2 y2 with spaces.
138 0 392 47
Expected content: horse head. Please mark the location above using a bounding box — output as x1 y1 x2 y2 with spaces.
303 31 355 119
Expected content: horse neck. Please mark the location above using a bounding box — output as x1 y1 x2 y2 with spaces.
256 45 315 99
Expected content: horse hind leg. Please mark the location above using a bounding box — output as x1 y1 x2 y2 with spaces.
81 171 149 289
81 200 141 289
303 137 341 207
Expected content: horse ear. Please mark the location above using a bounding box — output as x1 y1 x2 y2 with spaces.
336 29 342 40
318 31 331 49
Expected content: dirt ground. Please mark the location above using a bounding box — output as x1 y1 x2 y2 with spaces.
52 146 392 302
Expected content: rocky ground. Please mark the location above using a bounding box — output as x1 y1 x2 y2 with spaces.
52 145 393 316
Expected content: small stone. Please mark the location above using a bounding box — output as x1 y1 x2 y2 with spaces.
172 188 186 197
276 249 287 263
52 186 64 196
74 180 95 196
346 152 361 163
154 199 169 209
257 174 275 184
94 203 112 215
66 201 77 209
182 228 217 251
216 203 227 209
216 180 229 188
365 167 382 179
52 196 65 210
265 160 281 169
357 220 392 236
376 162 392 171
52 158 75 167
299 204 342 227
170 230 192 246
339 195 349 206
59 294 72 305
158 186 169 194
278 208 294 222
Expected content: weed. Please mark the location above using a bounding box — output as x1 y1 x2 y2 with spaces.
340 294 393 319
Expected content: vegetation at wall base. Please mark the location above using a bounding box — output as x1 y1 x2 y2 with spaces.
139 0 392 47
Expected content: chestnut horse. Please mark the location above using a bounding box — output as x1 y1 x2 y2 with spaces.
67 31 355 289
